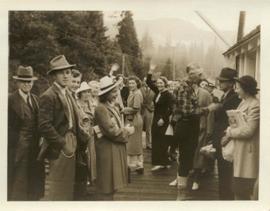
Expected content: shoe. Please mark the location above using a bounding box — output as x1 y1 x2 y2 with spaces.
151 165 163 171
135 168 144 175
191 182 199 190
169 179 178 186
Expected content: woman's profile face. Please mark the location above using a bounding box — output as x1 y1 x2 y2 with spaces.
107 87 119 103
235 82 246 99
90 85 100 98
80 90 90 101
156 78 165 91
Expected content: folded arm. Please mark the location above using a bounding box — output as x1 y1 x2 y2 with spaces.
95 106 128 143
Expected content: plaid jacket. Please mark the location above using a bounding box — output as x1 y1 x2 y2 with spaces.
173 80 199 118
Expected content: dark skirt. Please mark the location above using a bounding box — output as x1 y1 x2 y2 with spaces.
151 118 170 166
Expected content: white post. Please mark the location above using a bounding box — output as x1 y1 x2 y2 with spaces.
122 54 125 76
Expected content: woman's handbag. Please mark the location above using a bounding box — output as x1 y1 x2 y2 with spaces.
200 144 216 159
222 140 234 162
165 123 174 136
165 115 174 136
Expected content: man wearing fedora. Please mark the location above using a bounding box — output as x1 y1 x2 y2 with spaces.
208 67 241 200
8 66 44 200
38 55 89 200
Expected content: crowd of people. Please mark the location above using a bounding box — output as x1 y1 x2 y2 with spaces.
8 54 260 201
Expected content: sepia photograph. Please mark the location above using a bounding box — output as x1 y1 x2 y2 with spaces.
7 9 261 202
2 1 270 210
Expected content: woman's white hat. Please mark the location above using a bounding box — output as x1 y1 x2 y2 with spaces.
76 81 91 95
98 76 120 96
88 80 100 90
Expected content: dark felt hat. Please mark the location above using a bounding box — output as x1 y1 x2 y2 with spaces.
13 65 38 81
47 55 76 75
216 67 238 81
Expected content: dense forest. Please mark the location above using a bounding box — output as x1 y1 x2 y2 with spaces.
9 11 144 95
9 11 227 95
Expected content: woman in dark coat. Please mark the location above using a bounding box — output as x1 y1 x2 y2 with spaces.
146 68 174 171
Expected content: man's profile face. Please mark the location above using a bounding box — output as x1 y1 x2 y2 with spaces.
218 80 233 92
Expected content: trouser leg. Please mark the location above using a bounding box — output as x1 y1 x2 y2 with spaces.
217 156 234 200
176 117 200 177
144 110 153 148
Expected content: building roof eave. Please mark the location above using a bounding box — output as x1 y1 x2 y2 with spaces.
223 25 260 56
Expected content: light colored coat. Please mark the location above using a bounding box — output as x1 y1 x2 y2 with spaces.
126 89 144 155
193 87 212 169
228 96 260 178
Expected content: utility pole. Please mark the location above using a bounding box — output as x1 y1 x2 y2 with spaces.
172 47 176 80
122 53 125 76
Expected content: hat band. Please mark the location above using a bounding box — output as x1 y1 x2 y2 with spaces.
100 83 116 91
16 75 34 78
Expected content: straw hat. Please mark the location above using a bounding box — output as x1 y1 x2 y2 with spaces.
13 65 38 81
98 76 121 96
76 81 91 95
88 80 100 90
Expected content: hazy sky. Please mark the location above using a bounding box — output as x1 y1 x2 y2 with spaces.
104 10 261 35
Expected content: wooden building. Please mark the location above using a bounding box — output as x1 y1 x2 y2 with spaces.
223 25 260 87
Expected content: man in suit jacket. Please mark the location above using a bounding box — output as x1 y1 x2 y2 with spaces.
208 67 241 200
38 55 89 200
8 66 44 200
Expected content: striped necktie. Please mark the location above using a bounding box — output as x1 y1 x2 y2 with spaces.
27 95 33 111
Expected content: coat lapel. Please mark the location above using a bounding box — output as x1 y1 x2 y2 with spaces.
30 94 39 113
238 98 251 113
106 105 122 128
52 84 70 121
10 90 26 120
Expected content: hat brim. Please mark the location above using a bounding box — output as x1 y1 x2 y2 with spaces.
234 77 260 91
216 76 234 81
47 64 76 75
13 76 38 81
76 87 92 95
98 80 121 96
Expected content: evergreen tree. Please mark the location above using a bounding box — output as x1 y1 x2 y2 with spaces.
162 58 173 80
9 11 122 94
9 11 60 76
46 11 109 78
140 30 154 59
117 11 144 78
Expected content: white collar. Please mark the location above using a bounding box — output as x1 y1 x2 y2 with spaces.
19 89 30 103
223 89 232 98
